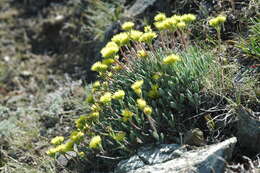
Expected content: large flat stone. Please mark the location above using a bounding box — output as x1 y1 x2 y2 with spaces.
115 137 237 173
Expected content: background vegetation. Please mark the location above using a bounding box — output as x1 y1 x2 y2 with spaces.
0 0 259 172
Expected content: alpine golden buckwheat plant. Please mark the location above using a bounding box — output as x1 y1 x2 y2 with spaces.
209 15 227 45
47 12 219 168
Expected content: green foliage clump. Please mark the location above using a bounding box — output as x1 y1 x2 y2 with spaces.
238 18 260 59
46 12 232 169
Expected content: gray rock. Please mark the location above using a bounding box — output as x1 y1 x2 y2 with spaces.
237 106 260 153
116 155 146 173
115 137 237 173
57 151 77 166
124 0 157 18
137 144 185 165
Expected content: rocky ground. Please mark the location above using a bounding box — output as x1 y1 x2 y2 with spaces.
0 0 259 172
0 0 90 172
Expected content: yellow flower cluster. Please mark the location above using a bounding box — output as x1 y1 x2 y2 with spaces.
112 90 125 100
154 17 177 31
91 61 108 72
70 131 84 142
144 25 152 33
154 13 196 31
163 54 181 64
177 21 186 29
121 109 134 122
181 14 197 23
91 104 101 112
122 21 135 31
46 140 74 156
93 81 101 89
100 92 112 103
130 30 143 41
101 42 119 58
89 135 102 149
137 98 147 110
102 58 115 65
137 50 148 59
112 32 130 47
143 106 153 115
75 115 87 129
136 98 153 115
154 13 167 22
209 15 226 27
139 31 157 43
131 80 144 95
112 64 123 71
78 151 85 157
50 136 64 145
90 111 100 119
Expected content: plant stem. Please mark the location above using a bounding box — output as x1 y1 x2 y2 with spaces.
216 27 221 49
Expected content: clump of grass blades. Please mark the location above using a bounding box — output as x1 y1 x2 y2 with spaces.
238 17 260 59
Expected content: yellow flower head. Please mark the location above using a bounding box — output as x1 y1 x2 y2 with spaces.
171 15 182 22
112 32 130 46
154 13 166 22
137 50 148 58
93 81 101 88
100 42 119 58
131 80 144 90
70 131 84 142
143 106 153 115
181 14 196 23
163 54 181 64
129 30 143 41
112 90 125 100
102 58 115 65
90 111 100 119
137 98 147 110
91 61 108 72
122 21 135 31
46 147 58 156
154 21 166 31
102 81 109 87
217 15 226 23
177 21 186 29
121 109 134 122
209 18 218 27
209 15 226 27
55 144 68 153
112 64 123 71
48 140 74 155
100 92 112 103
86 111 100 122
51 136 64 145
91 104 101 112
78 152 85 157
75 115 87 129
134 88 142 96
89 135 102 149
144 25 152 33
165 18 177 30
139 32 157 43
107 72 113 77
